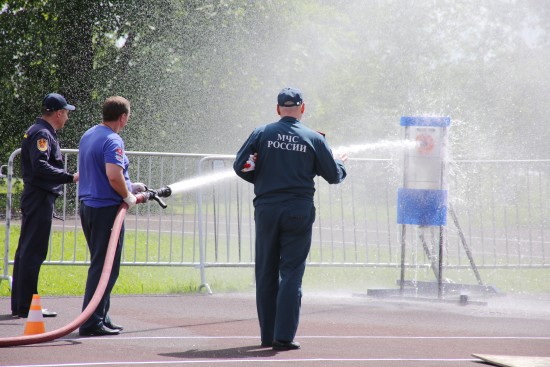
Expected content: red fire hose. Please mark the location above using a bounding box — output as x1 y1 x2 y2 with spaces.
0 194 149 347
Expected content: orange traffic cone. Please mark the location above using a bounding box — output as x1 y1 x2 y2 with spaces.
24 294 46 335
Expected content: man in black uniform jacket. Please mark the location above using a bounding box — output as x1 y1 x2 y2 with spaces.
233 87 348 350
11 93 79 318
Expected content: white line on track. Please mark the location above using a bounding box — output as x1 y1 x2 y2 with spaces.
58 335 550 341
4 335 546 367
2 358 481 367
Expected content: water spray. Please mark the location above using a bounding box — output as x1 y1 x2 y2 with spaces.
161 169 236 195
333 139 417 156
134 169 237 208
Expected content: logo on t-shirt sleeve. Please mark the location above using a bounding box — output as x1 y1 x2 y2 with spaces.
115 148 124 163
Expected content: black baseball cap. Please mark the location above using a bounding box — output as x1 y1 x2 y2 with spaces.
277 87 303 107
43 93 76 112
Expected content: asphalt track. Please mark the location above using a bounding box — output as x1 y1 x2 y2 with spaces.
1 292 549 367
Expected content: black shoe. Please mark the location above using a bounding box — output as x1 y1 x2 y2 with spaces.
42 309 57 318
260 341 272 348
79 325 120 337
104 320 123 331
272 340 301 351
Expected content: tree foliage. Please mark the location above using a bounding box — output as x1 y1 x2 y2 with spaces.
1 0 549 165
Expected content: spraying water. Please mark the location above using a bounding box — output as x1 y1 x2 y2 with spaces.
165 140 416 194
167 169 236 195
333 140 417 155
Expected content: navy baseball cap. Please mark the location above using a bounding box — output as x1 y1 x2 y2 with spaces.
277 87 303 107
43 93 76 112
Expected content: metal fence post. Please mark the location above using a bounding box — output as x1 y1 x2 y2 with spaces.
196 157 212 294
1 149 21 289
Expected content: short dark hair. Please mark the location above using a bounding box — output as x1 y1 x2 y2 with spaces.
102 96 130 122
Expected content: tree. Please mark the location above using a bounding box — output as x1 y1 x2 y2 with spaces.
1 0 549 163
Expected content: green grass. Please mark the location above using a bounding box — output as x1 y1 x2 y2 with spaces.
303 266 550 294
0 223 257 297
2 260 549 298
1 224 550 298
0 265 255 297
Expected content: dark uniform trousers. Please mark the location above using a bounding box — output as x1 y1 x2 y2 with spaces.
254 199 315 344
79 203 123 331
11 187 56 316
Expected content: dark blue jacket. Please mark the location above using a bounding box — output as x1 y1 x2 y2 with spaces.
20 118 74 196
234 116 347 205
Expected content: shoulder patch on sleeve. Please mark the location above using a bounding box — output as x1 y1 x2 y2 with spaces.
37 138 48 152
115 147 124 163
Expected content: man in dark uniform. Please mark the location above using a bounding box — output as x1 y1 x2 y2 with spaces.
233 87 348 351
11 93 79 318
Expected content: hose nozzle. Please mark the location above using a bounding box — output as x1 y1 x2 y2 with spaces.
154 186 172 198
135 185 172 208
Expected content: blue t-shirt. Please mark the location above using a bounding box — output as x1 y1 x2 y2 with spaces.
78 124 131 207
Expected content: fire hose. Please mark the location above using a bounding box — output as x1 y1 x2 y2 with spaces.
0 186 172 348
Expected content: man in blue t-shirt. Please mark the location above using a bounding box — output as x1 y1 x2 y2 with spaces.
233 87 348 350
77 96 145 336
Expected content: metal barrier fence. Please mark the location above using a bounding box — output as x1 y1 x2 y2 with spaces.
2 150 550 292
